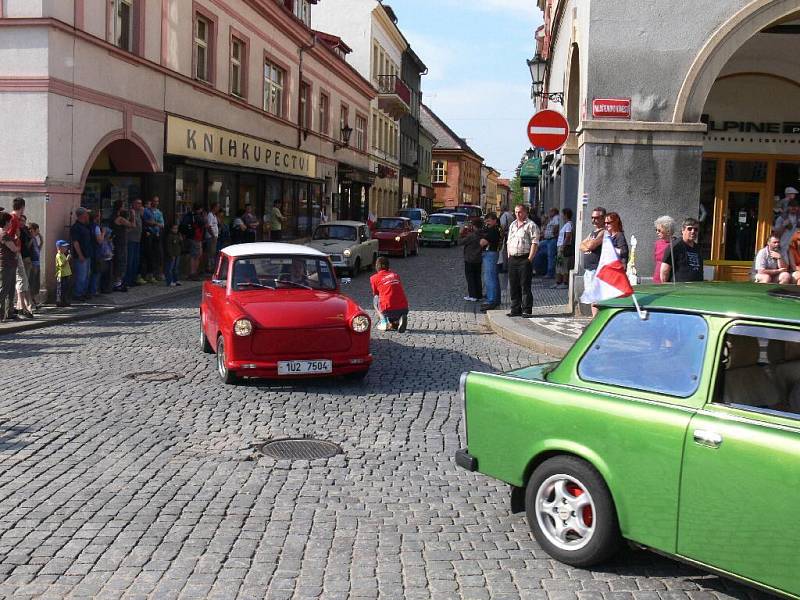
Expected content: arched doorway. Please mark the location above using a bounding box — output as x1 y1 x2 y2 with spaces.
688 7 800 279
80 134 159 219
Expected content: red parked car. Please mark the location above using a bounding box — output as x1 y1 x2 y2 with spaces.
371 217 419 257
200 243 372 384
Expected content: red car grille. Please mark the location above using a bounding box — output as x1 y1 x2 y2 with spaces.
251 327 352 356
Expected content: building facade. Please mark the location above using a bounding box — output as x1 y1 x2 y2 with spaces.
0 0 375 293
536 0 800 282
314 0 412 217
417 124 437 212
399 45 429 210
420 104 483 210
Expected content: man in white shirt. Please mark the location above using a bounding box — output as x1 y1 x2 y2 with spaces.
754 234 791 284
505 204 540 317
206 202 220 273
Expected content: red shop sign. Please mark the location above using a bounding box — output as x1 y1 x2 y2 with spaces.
592 98 631 119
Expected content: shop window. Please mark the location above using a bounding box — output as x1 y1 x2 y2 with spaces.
774 161 800 229
194 14 215 84
355 115 367 152
319 92 329 136
112 0 135 52
282 181 299 239
230 37 247 99
208 171 237 222
175 166 205 218
725 160 767 183
299 81 311 130
263 60 285 117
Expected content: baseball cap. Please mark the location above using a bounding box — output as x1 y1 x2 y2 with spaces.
786 187 799 195
56 239 70 247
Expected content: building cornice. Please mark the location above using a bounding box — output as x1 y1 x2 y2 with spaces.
577 120 708 148
372 5 408 53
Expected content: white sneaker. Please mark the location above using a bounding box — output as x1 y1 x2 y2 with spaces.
463 296 477 301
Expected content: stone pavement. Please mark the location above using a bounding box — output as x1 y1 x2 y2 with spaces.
0 244 760 600
0 280 202 336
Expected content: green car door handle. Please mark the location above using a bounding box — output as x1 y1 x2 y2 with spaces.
693 429 723 449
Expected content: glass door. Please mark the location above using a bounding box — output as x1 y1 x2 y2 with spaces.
722 189 761 262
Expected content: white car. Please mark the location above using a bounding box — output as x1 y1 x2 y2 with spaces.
306 221 378 277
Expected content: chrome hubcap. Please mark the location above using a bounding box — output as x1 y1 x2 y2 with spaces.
217 341 226 378
535 474 596 551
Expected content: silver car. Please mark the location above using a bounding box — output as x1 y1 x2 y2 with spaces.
306 221 378 277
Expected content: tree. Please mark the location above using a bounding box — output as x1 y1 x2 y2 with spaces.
510 174 524 206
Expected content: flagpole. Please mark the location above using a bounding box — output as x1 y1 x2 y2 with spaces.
631 292 648 320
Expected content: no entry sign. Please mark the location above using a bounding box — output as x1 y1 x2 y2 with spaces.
527 110 570 151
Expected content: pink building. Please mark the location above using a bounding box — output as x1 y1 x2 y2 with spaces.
0 0 376 295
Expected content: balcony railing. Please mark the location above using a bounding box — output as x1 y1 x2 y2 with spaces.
376 74 411 105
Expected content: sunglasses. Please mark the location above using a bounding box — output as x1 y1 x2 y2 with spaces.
685 226 698 231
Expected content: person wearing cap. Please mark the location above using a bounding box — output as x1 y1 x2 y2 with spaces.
70 206 94 300
55 240 72 307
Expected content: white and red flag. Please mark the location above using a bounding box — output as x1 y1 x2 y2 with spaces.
587 234 634 302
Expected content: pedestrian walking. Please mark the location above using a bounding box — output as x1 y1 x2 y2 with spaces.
28 221 42 305
206 202 220 272
125 198 145 287
462 217 484 302
270 201 286 241
554 207 573 289
370 256 409 332
165 223 183 287
55 240 72 307
604 212 628 269
579 206 606 316
479 212 502 312
498 205 513 273
141 197 163 282
70 207 94 301
15 214 36 317
505 204 540 317
660 218 704 283
0 212 19 321
111 201 132 292
542 207 560 278
652 215 675 284
150 196 165 279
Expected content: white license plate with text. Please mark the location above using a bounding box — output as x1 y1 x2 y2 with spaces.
277 360 332 375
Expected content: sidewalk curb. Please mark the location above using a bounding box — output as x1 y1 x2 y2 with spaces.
485 310 573 358
0 286 199 336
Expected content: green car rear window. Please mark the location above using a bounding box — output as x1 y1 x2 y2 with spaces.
578 311 708 397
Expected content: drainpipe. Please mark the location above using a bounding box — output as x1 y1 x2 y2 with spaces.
297 34 317 149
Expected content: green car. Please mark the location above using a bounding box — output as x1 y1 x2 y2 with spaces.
457 283 800 599
419 213 460 247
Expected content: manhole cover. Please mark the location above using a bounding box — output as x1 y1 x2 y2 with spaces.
125 371 184 382
257 438 342 460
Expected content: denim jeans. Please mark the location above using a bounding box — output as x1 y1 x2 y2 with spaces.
544 238 558 277
165 257 179 285
72 258 90 298
482 251 500 305
125 241 141 285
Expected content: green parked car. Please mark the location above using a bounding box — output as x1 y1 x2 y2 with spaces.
419 213 460 247
457 283 800 599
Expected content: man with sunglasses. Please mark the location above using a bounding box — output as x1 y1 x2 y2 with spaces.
660 218 704 283
578 207 606 315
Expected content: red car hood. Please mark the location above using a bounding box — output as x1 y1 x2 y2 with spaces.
373 230 404 239
232 290 357 329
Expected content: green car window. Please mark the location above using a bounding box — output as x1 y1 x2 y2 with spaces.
578 311 708 397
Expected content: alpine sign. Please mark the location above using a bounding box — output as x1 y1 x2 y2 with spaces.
527 110 570 152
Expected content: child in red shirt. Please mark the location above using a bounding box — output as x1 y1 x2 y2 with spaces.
369 257 409 332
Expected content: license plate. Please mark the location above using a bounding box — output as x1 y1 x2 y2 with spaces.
277 360 333 375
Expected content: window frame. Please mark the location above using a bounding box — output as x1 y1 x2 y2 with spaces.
299 79 312 130
192 6 217 85
263 53 288 118
355 113 367 152
318 90 330 136
339 103 349 142
577 310 709 399
111 0 135 52
229 30 249 99
432 161 447 184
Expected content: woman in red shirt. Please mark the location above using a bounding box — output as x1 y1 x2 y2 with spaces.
369 257 409 332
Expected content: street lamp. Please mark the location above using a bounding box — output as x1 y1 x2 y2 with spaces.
526 53 563 104
333 124 353 152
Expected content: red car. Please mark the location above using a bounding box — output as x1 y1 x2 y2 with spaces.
371 216 419 257
200 243 372 384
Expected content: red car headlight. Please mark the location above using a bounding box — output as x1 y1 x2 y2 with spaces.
351 314 370 333
234 318 253 337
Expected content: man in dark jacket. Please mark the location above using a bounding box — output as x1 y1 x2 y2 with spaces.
462 217 483 302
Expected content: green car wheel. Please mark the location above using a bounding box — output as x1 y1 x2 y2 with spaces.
525 455 621 567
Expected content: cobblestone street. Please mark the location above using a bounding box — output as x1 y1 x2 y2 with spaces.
0 245 759 600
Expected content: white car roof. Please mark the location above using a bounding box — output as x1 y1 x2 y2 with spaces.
222 243 326 258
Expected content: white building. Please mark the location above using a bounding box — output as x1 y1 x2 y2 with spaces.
0 0 375 294
314 0 412 217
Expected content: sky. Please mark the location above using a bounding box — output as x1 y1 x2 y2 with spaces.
389 0 544 179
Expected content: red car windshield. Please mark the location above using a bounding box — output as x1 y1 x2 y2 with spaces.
232 255 337 291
